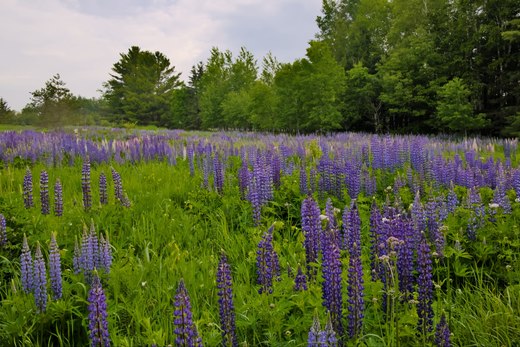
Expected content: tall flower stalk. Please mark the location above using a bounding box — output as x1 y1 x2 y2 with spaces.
40 170 50 215
321 227 343 338
99 172 108 205
256 225 280 294
0 214 6 246
20 234 33 294
82 157 92 211
417 234 434 340
23 168 34 209
88 273 110 347
49 232 62 300
173 279 203 346
217 254 237 347
301 196 321 281
54 178 63 216
33 242 47 313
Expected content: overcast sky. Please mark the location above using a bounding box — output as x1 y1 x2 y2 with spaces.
0 0 321 111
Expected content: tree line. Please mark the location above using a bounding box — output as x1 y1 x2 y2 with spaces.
1 0 518 136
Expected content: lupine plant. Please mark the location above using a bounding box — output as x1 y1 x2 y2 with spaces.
217 254 237 347
0 213 6 246
39 170 50 215
88 273 110 347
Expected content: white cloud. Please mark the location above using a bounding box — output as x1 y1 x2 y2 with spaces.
0 0 319 110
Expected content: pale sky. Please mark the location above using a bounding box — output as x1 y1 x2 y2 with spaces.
0 0 321 111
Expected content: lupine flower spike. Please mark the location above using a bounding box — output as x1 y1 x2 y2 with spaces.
88 273 110 347
294 265 308 291
49 232 62 300
417 233 434 337
20 234 33 293
308 311 322 347
0 214 7 246
217 254 237 347
40 170 50 215
434 312 451 347
173 279 203 346
23 168 34 209
99 172 108 205
33 242 48 313
54 178 63 216
82 157 92 210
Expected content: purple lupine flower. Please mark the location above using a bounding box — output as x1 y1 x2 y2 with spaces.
466 187 485 240
33 242 47 313
40 170 50 215
345 161 361 200
111 168 130 207
217 254 237 347
99 172 108 205
73 236 81 274
446 182 458 214
213 154 224 194
98 233 112 275
54 179 63 216
301 196 321 280
256 226 279 294
396 216 415 301
319 313 338 347
111 168 123 202
369 201 386 282
202 153 211 189
493 179 511 214
512 170 520 198
174 279 202 346
411 191 426 234
434 313 451 347
347 242 364 339
187 145 195 177
80 224 99 284
309 167 317 194
238 159 249 199
343 202 361 256
49 233 62 300
299 164 308 196
417 234 434 337
294 265 308 291
88 273 110 347
0 214 7 246
307 312 322 347
324 198 339 248
82 157 92 210
270 152 281 189
248 173 262 225
425 197 445 258
23 168 34 209
321 228 343 337
20 234 33 293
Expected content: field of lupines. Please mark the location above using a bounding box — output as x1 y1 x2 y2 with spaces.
0 128 519 347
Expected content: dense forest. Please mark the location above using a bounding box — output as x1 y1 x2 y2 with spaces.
1 0 519 136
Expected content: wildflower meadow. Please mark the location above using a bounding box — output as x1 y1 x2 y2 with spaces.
0 128 519 346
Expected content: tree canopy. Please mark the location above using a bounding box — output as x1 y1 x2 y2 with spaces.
103 46 181 126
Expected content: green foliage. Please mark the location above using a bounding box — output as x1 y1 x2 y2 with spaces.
378 28 445 133
275 41 345 133
103 46 181 126
0 98 15 124
23 74 81 128
436 78 488 134
343 63 382 132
